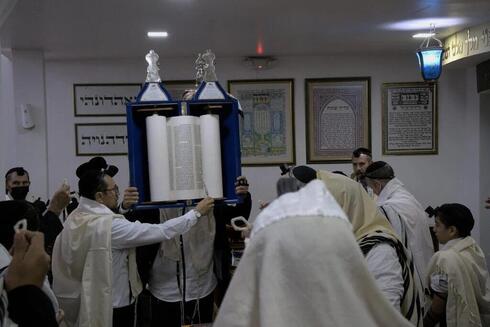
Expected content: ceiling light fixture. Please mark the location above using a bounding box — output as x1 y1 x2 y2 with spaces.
245 55 276 70
416 24 444 81
412 32 435 38
384 17 466 31
147 31 168 38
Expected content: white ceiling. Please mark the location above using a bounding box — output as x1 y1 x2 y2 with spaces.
1 0 490 60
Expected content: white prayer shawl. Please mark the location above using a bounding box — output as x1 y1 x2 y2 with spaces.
377 178 434 292
0 244 59 327
214 180 414 327
317 171 421 325
427 237 490 327
52 197 142 327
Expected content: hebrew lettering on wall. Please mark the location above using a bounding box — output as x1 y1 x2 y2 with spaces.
74 82 195 116
74 84 142 116
75 123 128 156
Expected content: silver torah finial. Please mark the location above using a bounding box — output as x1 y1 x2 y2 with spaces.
195 53 205 86
202 49 217 82
145 50 161 82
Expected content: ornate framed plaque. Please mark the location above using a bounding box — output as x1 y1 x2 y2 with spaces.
305 77 371 163
228 79 295 166
382 82 437 155
75 123 128 156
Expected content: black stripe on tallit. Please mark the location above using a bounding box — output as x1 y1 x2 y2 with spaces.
359 233 421 325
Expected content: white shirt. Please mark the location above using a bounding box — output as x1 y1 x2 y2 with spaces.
149 241 217 302
149 208 216 302
366 243 404 311
77 197 198 308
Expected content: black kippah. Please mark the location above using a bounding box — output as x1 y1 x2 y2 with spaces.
76 157 119 179
292 165 317 184
364 161 394 179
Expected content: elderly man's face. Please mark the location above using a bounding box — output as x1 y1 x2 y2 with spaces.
352 154 372 177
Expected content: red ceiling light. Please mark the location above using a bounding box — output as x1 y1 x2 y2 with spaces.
256 40 264 55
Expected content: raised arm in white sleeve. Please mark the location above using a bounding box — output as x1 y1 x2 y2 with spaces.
111 210 198 249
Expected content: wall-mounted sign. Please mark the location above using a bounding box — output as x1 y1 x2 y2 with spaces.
443 22 490 65
74 84 140 116
381 82 437 155
75 123 128 156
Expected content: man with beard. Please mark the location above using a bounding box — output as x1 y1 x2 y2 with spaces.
51 159 214 327
363 161 434 300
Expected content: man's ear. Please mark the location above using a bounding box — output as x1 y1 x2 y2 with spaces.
370 180 380 191
448 225 459 238
94 191 104 203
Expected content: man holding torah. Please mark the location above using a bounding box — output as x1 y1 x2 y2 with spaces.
51 158 214 327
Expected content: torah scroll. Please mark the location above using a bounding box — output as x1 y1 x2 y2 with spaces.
146 114 223 201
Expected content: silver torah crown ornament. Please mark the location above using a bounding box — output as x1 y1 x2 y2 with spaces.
202 49 217 82
145 50 161 83
195 53 205 85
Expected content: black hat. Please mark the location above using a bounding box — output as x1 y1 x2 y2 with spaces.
292 165 317 184
364 161 394 180
76 157 118 179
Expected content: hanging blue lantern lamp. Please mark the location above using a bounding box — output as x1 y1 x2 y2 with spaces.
416 25 444 81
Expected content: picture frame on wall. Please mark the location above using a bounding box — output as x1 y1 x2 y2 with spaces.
381 82 438 155
228 79 295 166
74 83 140 116
74 81 195 116
75 123 128 156
305 77 371 163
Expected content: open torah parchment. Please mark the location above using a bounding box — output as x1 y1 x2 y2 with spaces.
146 114 223 201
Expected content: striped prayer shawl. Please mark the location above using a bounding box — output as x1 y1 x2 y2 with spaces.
0 278 7 327
359 233 422 326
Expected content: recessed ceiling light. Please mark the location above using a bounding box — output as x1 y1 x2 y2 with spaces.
147 31 168 38
412 33 435 38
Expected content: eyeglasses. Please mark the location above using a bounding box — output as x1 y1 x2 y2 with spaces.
103 185 119 196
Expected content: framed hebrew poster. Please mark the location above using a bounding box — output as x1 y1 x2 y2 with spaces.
75 123 128 156
305 77 371 163
382 82 437 155
74 81 195 116
74 83 140 116
228 79 295 166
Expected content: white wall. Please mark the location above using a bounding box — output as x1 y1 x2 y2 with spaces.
1 50 483 241
0 52 15 192
0 50 49 199
479 91 490 261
